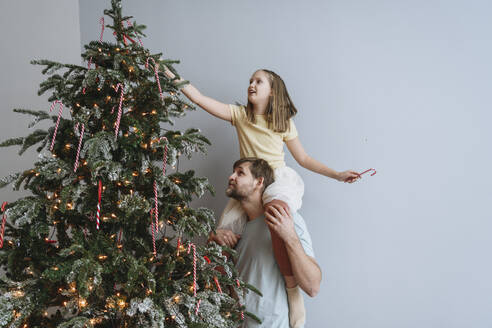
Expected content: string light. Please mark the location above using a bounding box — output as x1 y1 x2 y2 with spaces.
79 298 87 308
98 255 108 260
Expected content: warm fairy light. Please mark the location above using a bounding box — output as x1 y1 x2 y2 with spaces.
35 172 40 177
146 289 152 295
97 88 101 92
102 216 109 222
117 244 123 249
117 299 126 309
141 143 148 149
106 96 111 101
44 311 48 317
98 255 108 260
52 154 57 158
83 160 87 166
76 103 80 107
127 108 133 112
117 182 122 186
93 103 99 108
163 237 168 242
66 203 73 210
102 186 107 191
176 206 182 212
145 168 151 174
69 282 76 293
63 301 68 307
184 271 191 277
116 47 120 51
132 171 138 177
128 66 134 73
57 168 62 173
173 178 182 184
53 266 59 271
189 285 194 292
123 133 129 137
79 298 87 308
58 287 63 292
12 290 24 298
173 295 181 303
141 112 148 116
151 109 157 115
171 315 176 320
124 180 130 185
111 213 117 218
65 144 71 149
129 189 134 196
98 48 102 52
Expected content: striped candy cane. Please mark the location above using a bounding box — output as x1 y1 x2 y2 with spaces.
153 181 159 232
145 57 163 100
359 168 377 177
49 100 64 151
150 209 156 255
159 137 168 175
73 123 85 172
0 202 7 248
187 242 201 314
112 83 125 138
83 17 105 94
96 180 102 230
213 276 222 294
126 20 144 47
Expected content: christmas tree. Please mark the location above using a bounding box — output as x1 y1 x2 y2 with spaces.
0 1 259 327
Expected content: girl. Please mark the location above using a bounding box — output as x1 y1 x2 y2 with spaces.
163 67 359 327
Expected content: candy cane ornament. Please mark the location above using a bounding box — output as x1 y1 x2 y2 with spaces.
49 100 64 151
159 137 168 175
359 168 377 177
83 17 105 94
112 83 125 138
145 57 164 100
96 180 102 230
126 20 144 47
187 242 201 314
0 202 7 248
150 209 156 255
73 123 85 172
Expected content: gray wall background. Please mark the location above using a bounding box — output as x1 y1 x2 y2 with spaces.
0 0 82 202
1 0 490 327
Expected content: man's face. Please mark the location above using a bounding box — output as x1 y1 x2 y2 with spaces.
225 162 261 200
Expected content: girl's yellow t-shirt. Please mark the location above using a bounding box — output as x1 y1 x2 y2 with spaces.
230 104 298 169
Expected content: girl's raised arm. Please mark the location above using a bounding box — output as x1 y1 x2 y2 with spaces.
162 65 231 122
286 137 359 183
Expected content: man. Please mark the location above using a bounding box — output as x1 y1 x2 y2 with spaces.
209 158 321 327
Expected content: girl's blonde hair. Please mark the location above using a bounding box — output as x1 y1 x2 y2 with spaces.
246 69 298 133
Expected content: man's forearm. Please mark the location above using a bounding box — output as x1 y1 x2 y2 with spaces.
284 236 321 297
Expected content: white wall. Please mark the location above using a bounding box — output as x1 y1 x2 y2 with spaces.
0 0 81 203
75 1 492 327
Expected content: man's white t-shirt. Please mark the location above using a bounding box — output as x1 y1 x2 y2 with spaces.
235 212 315 327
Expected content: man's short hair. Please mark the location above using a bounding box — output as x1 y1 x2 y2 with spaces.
233 157 275 192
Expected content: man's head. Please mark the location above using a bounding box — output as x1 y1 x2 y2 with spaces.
226 158 274 201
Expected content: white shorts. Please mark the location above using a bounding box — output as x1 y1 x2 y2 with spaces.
216 166 304 234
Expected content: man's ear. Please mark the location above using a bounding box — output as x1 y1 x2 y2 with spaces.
255 176 265 190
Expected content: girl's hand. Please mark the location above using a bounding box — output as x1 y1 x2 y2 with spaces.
337 170 360 183
156 62 176 79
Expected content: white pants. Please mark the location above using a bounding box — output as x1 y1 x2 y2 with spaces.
217 166 304 234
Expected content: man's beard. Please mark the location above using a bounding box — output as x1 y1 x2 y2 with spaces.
225 183 251 200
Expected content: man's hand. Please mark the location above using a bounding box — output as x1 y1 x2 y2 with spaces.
209 229 241 248
264 204 298 243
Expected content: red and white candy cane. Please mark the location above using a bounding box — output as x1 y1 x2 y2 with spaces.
236 279 245 320
83 17 105 94
49 100 64 151
158 137 168 175
126 20 144 47
213 276 222 294
150 208 157 255
153 180 159 232
112 83 125 138
145 57 163 100
359 168 377 177
96 180 102 230
0 202 7 248
73 123 85 172
187 242 201 314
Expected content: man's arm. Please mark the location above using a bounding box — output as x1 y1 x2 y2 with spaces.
265 205 322 297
